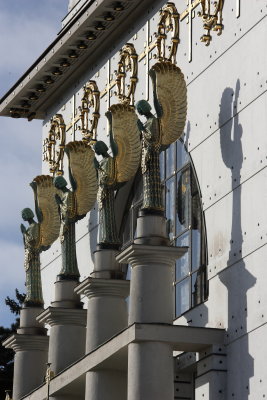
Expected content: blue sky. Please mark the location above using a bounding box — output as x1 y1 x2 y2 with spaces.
0 1 69 327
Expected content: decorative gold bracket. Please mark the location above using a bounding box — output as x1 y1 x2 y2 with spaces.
43 114 66 176
115 43 138 106
198 0 224 46
156 2 180 63
78 80 100 142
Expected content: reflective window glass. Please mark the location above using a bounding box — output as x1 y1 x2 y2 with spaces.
177 139 189 171
176 168 190 235
166 143 175 178
166 177 175 241
175 278 190 316
175 233 190 281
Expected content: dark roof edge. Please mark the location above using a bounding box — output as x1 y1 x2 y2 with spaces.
0 0 96 105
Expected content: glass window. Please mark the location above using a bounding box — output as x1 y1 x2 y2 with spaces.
176 168 191 235
166 177 175 241
166 142 175 178
120 139 208 319
175 233 190 281
175 278 190 316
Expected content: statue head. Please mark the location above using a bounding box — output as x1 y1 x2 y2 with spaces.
136 100 152 116
94 141 109 156
21 208 34 221
54 176 68 190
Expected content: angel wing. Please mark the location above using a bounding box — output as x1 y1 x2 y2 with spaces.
31 175 61 247
109 104 141 183
65 141 97 216
149 61 187 146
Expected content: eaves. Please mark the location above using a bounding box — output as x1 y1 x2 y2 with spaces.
0 0 161 121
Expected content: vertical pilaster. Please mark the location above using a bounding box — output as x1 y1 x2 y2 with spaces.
3 307 48 400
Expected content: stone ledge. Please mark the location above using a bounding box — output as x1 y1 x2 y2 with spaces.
21 323 225 399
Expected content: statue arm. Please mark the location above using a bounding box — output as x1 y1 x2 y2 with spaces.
137 119 145 133
106 111 118 157
94 157 100 172
20 223 27 234
55 193 63 206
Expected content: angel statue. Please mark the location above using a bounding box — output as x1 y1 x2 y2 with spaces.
136 61 187 214
54 141 97 279
21 176 61 306
94 104 141 249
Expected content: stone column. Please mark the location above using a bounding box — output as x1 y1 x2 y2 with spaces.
3 306 48 400
76 249 129 400
38 278 87 376
117 214 187 400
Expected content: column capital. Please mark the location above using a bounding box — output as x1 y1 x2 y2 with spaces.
3 333 49 352
37 307 87 327
116 244 187 267
75 277 130 299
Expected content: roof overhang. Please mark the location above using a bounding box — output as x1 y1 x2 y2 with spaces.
0 0 163 120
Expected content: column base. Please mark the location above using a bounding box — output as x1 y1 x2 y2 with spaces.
134 214 169 246
51 277 83 308
91 249 123 279
17 306 46 335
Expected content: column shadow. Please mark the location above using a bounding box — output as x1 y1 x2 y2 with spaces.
219 79 256 398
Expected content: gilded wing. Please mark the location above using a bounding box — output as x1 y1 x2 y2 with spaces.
31 175 61 247
65 141 97 216
149 61 187 146
109 104 141 183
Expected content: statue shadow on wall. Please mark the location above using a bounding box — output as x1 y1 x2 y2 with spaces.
219 79 256 398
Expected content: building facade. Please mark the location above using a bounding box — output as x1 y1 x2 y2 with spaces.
1 0 267 399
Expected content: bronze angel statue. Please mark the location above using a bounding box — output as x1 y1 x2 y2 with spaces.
136 61 187 214
94 104 141 249
54 141 97 279
21 176 61 306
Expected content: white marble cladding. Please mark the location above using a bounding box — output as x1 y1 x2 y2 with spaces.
40 1 267 397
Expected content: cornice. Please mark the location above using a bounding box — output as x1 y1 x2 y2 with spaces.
75 277 130 299
3 334 49 352
0 0 163 120
37 307 87 326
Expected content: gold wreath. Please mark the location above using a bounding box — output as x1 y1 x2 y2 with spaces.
46 114 66 176
156 2 180 64
115 43 138 106
78 80 100 142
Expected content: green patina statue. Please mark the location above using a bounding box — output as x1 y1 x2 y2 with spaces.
21 208 44 307
136 61 188 215
54 176 80 280
54 141 97 279
94 140 120 249
136 100 164 214
94 104 141 249
21 175 61 306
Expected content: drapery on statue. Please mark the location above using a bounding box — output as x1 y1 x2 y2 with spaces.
94 104 141 249
136 61 187 215
54 141 97 279
21 176 61 306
